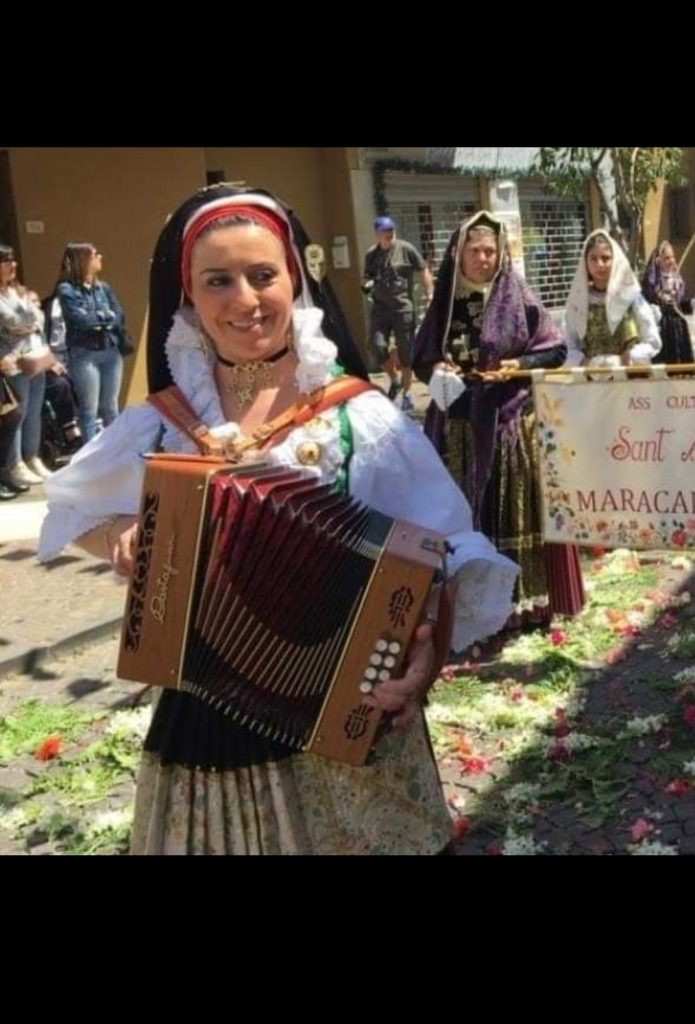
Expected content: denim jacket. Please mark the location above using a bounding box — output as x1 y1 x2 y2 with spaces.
57 280 126 351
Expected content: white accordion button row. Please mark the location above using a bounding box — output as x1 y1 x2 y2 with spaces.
359 637 402 694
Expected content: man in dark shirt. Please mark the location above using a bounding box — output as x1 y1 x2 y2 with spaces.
363 216 433 411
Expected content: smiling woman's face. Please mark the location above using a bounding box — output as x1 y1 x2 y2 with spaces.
189 224 294 362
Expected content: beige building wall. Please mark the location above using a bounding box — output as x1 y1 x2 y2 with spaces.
6 147 207 404
203 147 328 240
643 179 666 258
3 146 387 407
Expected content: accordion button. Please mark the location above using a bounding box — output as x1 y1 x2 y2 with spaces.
364 667 378 680
388 641 401 655
375 639 389 653
383 655 396 669
359 680 374 694
378 669 391 682
369 653 383 666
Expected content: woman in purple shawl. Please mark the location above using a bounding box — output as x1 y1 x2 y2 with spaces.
641 241 693 365
414 211 584 633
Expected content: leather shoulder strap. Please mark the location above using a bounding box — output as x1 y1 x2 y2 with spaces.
148 377 375 459
147 386 224 456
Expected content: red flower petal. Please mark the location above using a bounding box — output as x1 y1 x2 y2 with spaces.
616 624 641 638
664 778 692 796
683 706 695 728
629 818 654 842
451 816 471 840
34 735 62 761
604 647 627 665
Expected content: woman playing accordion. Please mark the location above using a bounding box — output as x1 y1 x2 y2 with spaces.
38 184 517 855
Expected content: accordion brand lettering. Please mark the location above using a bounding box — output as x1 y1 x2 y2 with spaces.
150 536 180 624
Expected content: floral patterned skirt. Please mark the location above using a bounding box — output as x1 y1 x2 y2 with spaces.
130 702 452 856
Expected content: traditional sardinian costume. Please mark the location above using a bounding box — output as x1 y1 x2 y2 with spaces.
641 241 693 365
414 211 585 632
38 186 518 855
565 229 661 367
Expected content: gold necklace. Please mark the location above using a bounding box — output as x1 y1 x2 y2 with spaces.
217 345 290 406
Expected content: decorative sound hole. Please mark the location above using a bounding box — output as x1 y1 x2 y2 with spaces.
343 703 374 741
388 586 414 629
124 492 159 652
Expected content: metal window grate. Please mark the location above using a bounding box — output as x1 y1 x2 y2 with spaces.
520 198 588 309
387 200 477 275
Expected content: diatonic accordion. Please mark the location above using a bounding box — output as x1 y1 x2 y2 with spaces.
117 455 446 765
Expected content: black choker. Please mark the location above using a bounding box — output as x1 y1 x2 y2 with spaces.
216 345 290 369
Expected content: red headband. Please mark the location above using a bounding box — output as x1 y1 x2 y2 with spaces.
181 202 300 297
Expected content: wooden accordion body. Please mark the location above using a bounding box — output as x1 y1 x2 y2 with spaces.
117 455 446 766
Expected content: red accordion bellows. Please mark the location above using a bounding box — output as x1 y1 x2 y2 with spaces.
118 456 446 765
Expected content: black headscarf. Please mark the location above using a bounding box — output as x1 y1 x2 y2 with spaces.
147 182 368 393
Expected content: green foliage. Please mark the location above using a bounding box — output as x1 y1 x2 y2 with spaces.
428 551 695 852
0 700 99 762
532 148 687 262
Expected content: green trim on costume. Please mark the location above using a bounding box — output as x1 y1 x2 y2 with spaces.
329 362 354 494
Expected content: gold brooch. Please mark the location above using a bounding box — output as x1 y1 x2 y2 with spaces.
296 441 322 466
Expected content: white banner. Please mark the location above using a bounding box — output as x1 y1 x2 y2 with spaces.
534 374 695 550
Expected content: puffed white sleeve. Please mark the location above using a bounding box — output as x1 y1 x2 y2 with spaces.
628 293 661 364
346 390 519 651
563 319 585 368
37 403 163 562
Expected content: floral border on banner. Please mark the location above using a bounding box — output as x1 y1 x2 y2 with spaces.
535 387 695 551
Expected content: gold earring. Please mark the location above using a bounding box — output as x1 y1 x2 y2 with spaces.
192 316 212 358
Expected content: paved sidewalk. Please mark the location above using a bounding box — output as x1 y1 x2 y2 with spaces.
0 537 127 679
0 483 126 678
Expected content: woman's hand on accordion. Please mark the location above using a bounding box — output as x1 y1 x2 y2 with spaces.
364 622 435 730
104 514 139 577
